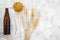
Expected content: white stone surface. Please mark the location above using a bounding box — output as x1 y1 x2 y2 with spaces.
0 0 60 40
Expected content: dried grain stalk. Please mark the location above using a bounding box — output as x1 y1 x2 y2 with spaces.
24 6 28 17
23 7 31 40
24 30 31 40
27 19 30 30
33 14 40 30
22 7 40 40
31 8 35 23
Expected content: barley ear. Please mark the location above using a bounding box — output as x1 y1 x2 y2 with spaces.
31 7 35 23
24 6 28 17
33 14 40 30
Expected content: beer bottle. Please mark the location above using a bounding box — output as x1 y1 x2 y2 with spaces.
3 8 10 35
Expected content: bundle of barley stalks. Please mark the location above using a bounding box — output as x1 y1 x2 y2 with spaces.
22 6 40 40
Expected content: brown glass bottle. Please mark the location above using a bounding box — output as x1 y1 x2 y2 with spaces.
3 8 10 35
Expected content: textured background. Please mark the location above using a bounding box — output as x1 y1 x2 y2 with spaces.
0 0 60 40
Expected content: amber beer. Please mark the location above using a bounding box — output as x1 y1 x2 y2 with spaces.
3 8 10 35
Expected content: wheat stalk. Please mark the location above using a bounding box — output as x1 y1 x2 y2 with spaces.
22 16 31 40
27 19 30 30
23 7 31 40
24 30 31 40
31 7 35 23
24 6 28 17
33 14 40 30
22 7 40 40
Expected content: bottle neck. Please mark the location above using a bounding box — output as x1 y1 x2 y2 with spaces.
5 8 10 17
5 8 8 11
